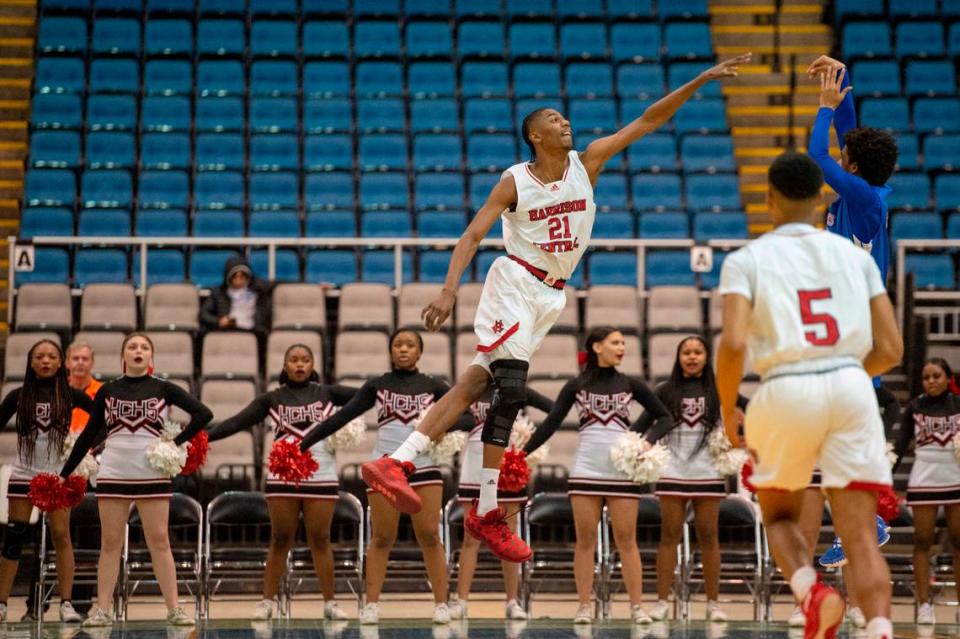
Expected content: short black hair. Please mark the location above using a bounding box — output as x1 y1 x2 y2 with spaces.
521 108 551 160
768 151 824 201
843 127 898 186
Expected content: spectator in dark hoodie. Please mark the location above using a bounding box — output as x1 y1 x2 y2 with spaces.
200 255 272 363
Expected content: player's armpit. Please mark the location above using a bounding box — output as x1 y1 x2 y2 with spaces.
863 293 903 378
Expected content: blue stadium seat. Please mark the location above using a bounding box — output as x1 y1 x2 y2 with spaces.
249 172 299 210
92 17 140 55
145 19 193 56
566 63 614 98
631 173 682 211
359 134 408 171
841 22 891 59
302 0 349 15
35 56 85 93
621 99 654 125
669 62 721 98
144 60 192 95
474 250 503 281
78 209 131 237
357 98 405 133
509 22 556 59
197 60 245 95
304 98 352 133
680 135 736 173
30 130 79 168
250 0 297 15
674 99 727 133
194 96 243 132
559 22 607 60
134 249 186 285
249 97 297 133
948 212 960 238
249 249 300 282
305 211 356 237
693 212 748 241
894 133 920 171
610 23 660 64
936 174 960 210
556 0 603 19
514 98 564 133
41 0 90 9
950 23 960 59
627 133 677 173
249 211 301 237
664 22 712 60
890 212 942 247
302 21 350 58
505 0 553 19
407 22 453 58
639 211 689 238
413 135 462 172
94 0 141 12
887 172 931 210
889 0 938 18
356 61 404 97
193 210 244 237
362 249 413 285
569 98 617 134
16 248 70 286
467 134 517 172
191 250 240 287
354 0 400 17
685 174 741 211
513 63 562 98
361 210 412 237
405 0 449 17
305 172 354 209
458 22 506 59
304 134 353 171
896 22 944 59
606 0 654 19
195 133 244 170
250 134 299 171
594 172 629 211
86 131 135 168
455 0 501 18
408 61 457 98
469 172 499 208
833 0 883 22
576 132 622 168
194 171 244 209
89 58 139 93
147 0 195 13
354 20 402 58
593 211 635 239
251 20 297 57
923 135 960 172
617 65 665 101
75 249 128 286
410 98 459 132
419 250 457 283
905 254 956 289
658 0 708 20
417 211 466 237
359 172 409 210
197 19 245 56
31 94 83 129
946 0 960 16
136 209 188 236
81 170 132 208
913 98 960 134
138 170 189 208
250 60 298 96
700 250 728 289
646 250 694 288
87 94 137 130
25 168 75 206
905 61 957 98
39 17 86 54
20 207 72 239
859 97 909 131
306 250 357 286
199 0 242 16
461 62 509 97
590 252 637 286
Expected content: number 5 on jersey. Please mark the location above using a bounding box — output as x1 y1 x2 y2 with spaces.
798 289 840 346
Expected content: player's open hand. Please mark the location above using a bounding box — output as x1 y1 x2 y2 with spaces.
807 54 845 80
819 66 853 109
421 289 456 332
700 53 752 81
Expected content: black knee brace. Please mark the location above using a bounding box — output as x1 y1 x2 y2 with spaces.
480 359 529 447
2 522 29 561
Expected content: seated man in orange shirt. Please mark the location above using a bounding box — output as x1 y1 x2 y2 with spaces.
68 341 101 433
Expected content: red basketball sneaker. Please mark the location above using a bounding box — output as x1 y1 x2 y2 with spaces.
464 502 532 563
361 456 422 514
802 579 844 639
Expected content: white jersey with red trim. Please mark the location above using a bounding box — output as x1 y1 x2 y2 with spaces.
718 222 886 377
501 150 596 282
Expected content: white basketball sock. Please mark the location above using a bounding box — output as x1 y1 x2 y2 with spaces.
477 468 500 516
389 431 431 464
866 616 893 639
789 565 816 603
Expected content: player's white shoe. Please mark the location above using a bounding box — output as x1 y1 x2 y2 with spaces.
917 602 936 625
648 600 670 621
359 603 380 625
706 601 728 622
324 601 347 621
252 599 273 621
505 599 527 620
787 605 806 627
846 605 866 628
573 603 592 624
631 605 652 624
433 603 450 625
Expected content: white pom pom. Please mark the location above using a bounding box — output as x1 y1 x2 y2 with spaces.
953 433 960 464
324 417 367 453
886 441 899 467
508 414 536 451
707 428 748 476
429 432 467 466
146 439 187 477
526 443 549 467
161 420 182 441
610 432 671 484
61 431 99 481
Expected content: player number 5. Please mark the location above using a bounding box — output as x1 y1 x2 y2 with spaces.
798 289 840 346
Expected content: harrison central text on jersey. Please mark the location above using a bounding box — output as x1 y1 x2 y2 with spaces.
528 197 587 254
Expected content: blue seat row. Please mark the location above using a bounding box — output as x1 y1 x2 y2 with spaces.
851 58 958 98
885 172 960 211
859 97 960 135
835 0 960 23
842 20 960 59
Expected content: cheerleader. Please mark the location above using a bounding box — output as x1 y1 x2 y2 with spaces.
637 335 743 622
207 343 356 621
892 357 960 626
448 386 553 621
523 326 674 625
61 333 213 627
299 329 472 625
0 339 92 623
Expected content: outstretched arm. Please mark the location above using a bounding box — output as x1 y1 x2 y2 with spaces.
299 381 378 450
208 394 271 442
807 56 856 142
579 53 751 182
523 380 578 455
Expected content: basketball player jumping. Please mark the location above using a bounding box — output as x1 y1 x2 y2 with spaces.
716 152 902 639
361 52 752 563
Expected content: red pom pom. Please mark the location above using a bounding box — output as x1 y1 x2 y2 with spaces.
180 430 209 476
876 485 901 523
268 439 319 486
577 351 588 369
498 449 530 493
61 475 87 509
740 460 757 494
28 473 67 512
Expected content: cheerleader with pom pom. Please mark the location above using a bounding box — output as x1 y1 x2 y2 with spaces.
522 327 674 625
299 329 473 625
60 333 212 627
0 339 93 623
207 343 359 621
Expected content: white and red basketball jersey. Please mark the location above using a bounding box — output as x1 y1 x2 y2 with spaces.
718 222 886 377
501 150 596 282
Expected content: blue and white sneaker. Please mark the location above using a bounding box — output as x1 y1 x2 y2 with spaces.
876 514 891 547
819 515 891 568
